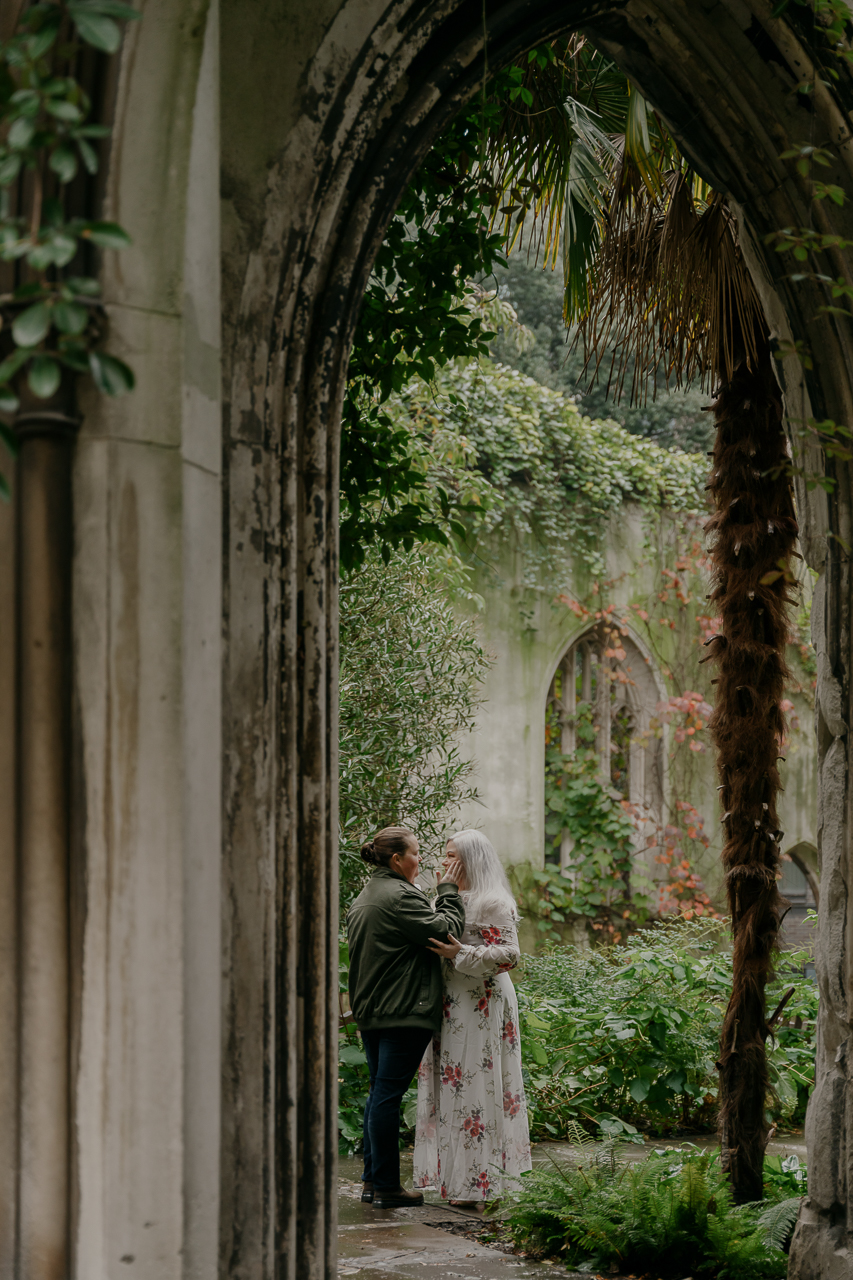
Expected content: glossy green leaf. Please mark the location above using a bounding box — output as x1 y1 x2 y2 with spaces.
24 21 60 60
0 388 19 418
68 10 121 53
0 348 29 384
626 1075 648 1102
81 220 132 250
49 142 78 183
53 301 89 335
0 153 22 186
8 117 35 150
28 354 61 400
57 343 90 374
26 234 77 270
76 137 98 174
339 1044 366 1066
45 99 83 122
65 276 101 297
10 89 40 115
89 351 135 395
12 302 51 348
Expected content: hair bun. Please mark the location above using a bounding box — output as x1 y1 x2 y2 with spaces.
360 826 416 869
360 839 378 865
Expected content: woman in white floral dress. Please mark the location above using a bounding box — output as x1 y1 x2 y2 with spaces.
413 829 531 1207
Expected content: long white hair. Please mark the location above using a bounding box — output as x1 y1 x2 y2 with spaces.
449 828 519 926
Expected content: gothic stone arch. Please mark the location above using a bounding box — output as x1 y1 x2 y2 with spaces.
24 3 850 1279
245 4 851 1275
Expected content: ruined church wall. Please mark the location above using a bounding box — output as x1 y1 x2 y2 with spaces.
452 500 818 915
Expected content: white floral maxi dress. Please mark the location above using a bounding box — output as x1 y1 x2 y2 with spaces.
413 908 532 1201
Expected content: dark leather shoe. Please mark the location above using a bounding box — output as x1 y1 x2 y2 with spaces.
360 1182 374 1203
373 1186 424 1209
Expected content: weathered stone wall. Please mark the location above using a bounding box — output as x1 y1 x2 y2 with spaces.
72 1 219 1276
452 503 818 915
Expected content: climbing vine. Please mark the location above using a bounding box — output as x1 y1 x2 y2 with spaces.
340 45 566 571
762 0 853 500
0 0 137 490
547 511 815 943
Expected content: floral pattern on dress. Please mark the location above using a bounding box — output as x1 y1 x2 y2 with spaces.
413 902 532 1202
501 1017 518 1049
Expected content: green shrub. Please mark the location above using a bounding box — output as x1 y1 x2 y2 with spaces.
506 1145 801 1278
339 549 490 915
517 917 816 1140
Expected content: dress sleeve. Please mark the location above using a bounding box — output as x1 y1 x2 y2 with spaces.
453 919 520 976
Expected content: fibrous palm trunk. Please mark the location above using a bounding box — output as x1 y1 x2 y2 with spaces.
704 350 798 1202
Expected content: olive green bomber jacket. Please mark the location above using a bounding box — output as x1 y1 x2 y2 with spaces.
346 867 466 1032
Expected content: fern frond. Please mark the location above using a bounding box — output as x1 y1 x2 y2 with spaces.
757 1196 802 1251
565 1119 594 1149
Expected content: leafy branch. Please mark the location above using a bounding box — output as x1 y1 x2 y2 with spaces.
0 0 138 477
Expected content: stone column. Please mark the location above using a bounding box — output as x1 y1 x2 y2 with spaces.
788 549 853 1278
0 453 18 1280
15 405 77 1280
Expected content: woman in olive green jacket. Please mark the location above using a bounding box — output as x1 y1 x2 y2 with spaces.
347 826 465 1209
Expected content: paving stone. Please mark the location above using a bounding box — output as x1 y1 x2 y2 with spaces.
337 1181 575 1278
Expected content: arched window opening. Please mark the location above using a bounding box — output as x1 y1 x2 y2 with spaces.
778 844 818 966
545 630 665 877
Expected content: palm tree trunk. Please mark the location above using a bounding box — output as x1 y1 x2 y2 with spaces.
705 347 797 1203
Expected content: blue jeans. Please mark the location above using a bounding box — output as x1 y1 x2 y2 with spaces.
361 1026 432 1192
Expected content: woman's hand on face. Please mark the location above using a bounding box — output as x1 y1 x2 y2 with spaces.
437 857 467 890
427 933 462 959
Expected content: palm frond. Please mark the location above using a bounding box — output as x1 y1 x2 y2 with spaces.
480 40 766 392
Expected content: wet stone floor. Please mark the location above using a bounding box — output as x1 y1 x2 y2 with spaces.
337 1176 571 1280
337 1136 807 1280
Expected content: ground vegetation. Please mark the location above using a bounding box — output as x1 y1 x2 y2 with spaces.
518 919 816 1144
506 1144 802 1277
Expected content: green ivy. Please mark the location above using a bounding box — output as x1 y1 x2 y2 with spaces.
387 357 709 586
340 112 506 571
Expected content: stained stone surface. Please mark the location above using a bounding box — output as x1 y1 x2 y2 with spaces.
337 1179 583 1279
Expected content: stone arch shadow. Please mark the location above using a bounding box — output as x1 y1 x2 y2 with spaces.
221 3 853 1276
